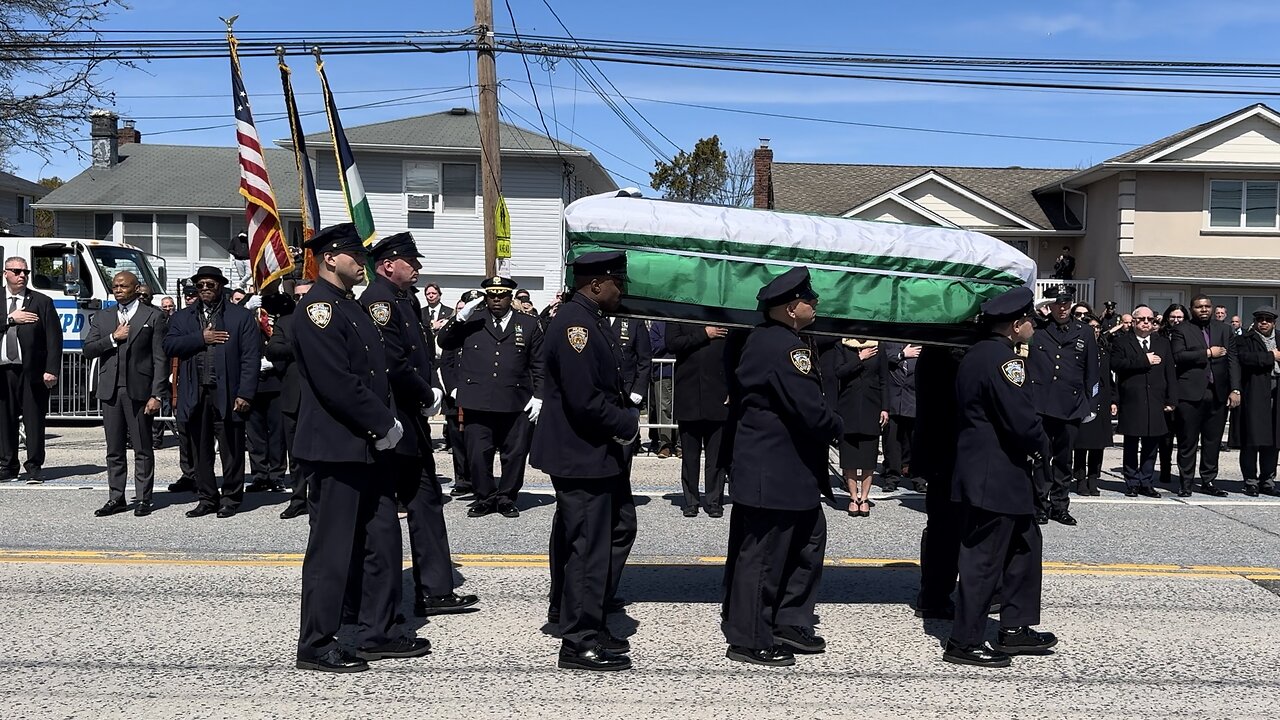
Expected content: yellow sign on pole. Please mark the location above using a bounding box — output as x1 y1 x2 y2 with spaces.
495 195 512 259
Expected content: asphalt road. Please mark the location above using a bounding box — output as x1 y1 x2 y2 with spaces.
2 425 1279 718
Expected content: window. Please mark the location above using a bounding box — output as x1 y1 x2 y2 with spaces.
1205 291 1276 325
15 196 32 225
122 213 154 253
1209 180 1280 229
442 163 477 214
94 213 114 242
403 161 477 214
156 214 186 257
198 215 232 260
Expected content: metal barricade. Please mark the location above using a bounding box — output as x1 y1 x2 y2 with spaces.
49 349 103 419
641 357 677 431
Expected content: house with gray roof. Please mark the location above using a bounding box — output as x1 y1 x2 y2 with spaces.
754 102 1280 319
36 109 615 306
0 170 51 236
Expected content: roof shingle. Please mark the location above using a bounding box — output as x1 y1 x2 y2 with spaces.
299 109 589 154
1122 254 1280 283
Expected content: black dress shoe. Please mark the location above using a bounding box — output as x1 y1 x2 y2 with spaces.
356 636 432 660
773 625 826 654
246 479 274 492
1034 511 1049 525
450 486 475 499
94 499 129 517
1244 486 1260 497
942 640 1011 667
185 504 217 518
297 648 369 673
467 501 495 518
498 500 520 518
280 504 308 519
167 480 195 493
1177 490 1193 498
414 592 479 617
1199 483 1228 497
914 604 955 620
1124 489 1139 498
1138 487 1161 498
599 631 630 654
558 644 632 671
993 626 1058 655
1049 510 1077 526
1262 485 1279 497
134 502 153 517
217 506 238 518
682 506 699 518
725 644 795 667
706 505 723 518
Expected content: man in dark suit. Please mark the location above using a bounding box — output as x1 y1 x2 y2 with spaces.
440 292 478 499
420 282 453 332
436 276 543 518
163 266 261 518
267 281 309 519
85 271 168 516
666 321 731 517
1170 295 1241 497
0 256 62 483
1237 306 1280 496
1110 305 1175 498
247 297 287 494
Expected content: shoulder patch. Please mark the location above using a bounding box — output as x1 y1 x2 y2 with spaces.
1001 358 1026 387
790 348 812 375
567 326 588 353
368 301 392 327
306 303 333 329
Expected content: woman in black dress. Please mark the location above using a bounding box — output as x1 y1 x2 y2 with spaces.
834 339 888 517
1073 315 1115 495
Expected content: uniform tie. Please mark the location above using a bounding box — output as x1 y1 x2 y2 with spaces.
5 296 17 361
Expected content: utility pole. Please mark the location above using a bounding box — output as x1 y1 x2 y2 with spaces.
475 0 502 277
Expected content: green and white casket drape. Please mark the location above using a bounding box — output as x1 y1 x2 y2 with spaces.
563 190 1037 345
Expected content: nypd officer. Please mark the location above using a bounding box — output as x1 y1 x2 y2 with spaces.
531 251 638 672
721 267 843 668
292 223 429 673
945 286 1057 668
436 276 543 518
360 232 479 617
1027 285 1099 526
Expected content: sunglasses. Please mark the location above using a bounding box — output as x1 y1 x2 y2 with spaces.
195 281 221 290
5 268 29 276
1135 317 1155 323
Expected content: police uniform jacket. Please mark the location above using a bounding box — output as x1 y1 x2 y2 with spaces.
951 335 1047 516
912 345 964 481
289 277 397 463
256 314 285 396
162 299 260 424
436 307 543 413
439 347 462 418
360 274 440 455
1237 330 1280 447
1171 319 1241 403
666 322 730 423
529 292 637 478
1110 332 1175 437
612 317 652 404
264 313 300 415
730 321 843 511
1027 318 1100 421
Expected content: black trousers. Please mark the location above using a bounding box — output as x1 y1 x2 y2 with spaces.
1122 436 1161 490
1241 446 1279 487
281 411 306 513
247 390 285 484
0 366 48 475
548 474 621 651
177 420 196 485
296 459 400 658
1036 416 1078 513
464 409 530 504
677 419 725 510
549 460 637 621
883 415 915 476
393 451 455 597
102 392 155 504
1071 448 1103 494
950 507 1042 647
721 503 825 650
445 411 469 491
1175 393 1228 489
918 467 963 611
185 385 246 509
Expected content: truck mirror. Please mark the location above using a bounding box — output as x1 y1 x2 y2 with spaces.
62 252 83 298
157 266 167 290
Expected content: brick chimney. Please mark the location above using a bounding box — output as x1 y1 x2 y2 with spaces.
117 119 141 146
89 109 119 168
753 138 773 209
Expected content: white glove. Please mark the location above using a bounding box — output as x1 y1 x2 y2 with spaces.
524 397 543 424
259 357 273 372
374 418 404 451
628 392 643 407
450 388 457 400
456 296 485 322
422 388 443 417
244 294 262 310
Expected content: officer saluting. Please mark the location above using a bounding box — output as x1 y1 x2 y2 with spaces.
360 232 478 617
291 223 429 673
721 267 843 667
531 251 638 672
945 286 1057 668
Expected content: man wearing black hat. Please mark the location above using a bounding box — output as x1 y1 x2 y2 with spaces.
1026 284 1099 526
162 265 260 518
531 250 637 671
436 275 544 518
721 266 843 668
291 223 428 673
361 232 478 616
1237 306 1280 496
944 286 1055 668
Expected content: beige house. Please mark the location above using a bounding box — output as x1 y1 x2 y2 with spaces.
754 102 1280 319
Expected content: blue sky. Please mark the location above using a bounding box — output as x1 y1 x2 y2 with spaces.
13 0 1280 191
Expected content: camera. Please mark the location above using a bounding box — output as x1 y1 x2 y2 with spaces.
1104 301 1116 310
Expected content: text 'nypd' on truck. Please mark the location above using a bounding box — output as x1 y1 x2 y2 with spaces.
2 236 166 417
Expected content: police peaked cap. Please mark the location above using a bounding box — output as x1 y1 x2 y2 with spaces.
369 232 422 263
757 266 818 308
981 286 1035 322
304 222 367 254
481 276 519 294
569 251 628 279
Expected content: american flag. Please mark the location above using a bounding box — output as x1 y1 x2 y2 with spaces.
228 33 294 289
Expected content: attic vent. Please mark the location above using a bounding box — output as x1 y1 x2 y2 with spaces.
449 107 469 116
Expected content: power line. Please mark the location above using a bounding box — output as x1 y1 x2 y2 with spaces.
501 0 572 170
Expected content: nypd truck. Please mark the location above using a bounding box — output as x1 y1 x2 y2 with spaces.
1 236 167 418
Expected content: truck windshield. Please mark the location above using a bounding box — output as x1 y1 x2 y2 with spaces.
89 246 164 295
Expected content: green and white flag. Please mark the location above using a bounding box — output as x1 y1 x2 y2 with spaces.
564 190 1036 344
315 52 375 245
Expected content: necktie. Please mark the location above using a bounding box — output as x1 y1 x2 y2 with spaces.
5 296 17 362
1202 326 1214 384
1141 337 1149 351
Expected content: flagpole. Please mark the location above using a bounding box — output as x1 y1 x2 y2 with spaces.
277 46 319 281
314 45 377 247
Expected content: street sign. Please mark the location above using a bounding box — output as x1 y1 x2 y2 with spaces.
495 195 511 259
